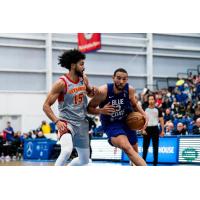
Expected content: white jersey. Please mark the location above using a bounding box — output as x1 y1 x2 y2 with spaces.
58 74 88 126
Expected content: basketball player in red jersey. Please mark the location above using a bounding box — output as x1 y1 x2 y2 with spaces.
43 49 96 166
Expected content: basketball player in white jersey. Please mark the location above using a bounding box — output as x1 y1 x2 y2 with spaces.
43 49 96 166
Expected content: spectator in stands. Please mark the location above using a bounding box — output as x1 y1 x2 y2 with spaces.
171 98 179 114
164 108 174 124
182 114 193 128
175 90 188 106
49 122 56 133
36 131 46 139
41 120 51 134
173 122 187 135
187 72 193 86
193 75 198 85
176 79 185 92
11 131 22 160
21 132 32 141
165 121 175 136
178 102 186 116
173 114 183 128
183 83 192 99
193 102 200 121
185 100 195 117
31 130 37 139
192 118 200 135
141 88 150 110
0 132 4 159
155 93 163 108
16 131 23 159
162 97 172 111
3 121 14 142
28 131 33 138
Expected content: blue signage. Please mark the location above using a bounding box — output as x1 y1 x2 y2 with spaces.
122 136 179 163
24 139 56 160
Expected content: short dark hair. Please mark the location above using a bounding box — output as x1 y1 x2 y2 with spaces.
113 68 128 76
148 93 155 101
58 49 86 70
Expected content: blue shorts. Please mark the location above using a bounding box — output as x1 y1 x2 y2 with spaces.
102 121 138 146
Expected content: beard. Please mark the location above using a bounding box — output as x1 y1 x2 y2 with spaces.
114 83 124 91
75 67 84 77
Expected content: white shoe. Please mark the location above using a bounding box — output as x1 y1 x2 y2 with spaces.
0 154 4 160
5 155 11 161
0 156 4 161
12 156 16 161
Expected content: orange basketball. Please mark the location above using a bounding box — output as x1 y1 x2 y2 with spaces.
126 112 145 130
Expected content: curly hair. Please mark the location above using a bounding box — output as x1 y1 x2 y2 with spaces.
58 49 86 70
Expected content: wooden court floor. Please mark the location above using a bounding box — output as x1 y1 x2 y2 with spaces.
0 159 197 166
0 159 55 166
0 159 129 166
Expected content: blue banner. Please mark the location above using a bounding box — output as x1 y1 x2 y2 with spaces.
122 136 179 163
24 139 56 160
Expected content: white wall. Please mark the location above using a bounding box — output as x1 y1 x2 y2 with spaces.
0 93 58 132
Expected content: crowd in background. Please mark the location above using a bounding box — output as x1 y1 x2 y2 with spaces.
0 120 54 161
138 72 200 136
1 72 200 161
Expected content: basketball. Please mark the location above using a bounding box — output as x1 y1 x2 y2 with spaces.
126 112 145 130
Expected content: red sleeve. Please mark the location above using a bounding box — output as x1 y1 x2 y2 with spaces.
59 77 68 93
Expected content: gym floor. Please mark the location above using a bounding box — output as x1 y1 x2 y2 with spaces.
0 159 128 166
0 159 197 166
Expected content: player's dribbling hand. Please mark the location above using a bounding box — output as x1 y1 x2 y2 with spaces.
140 129 147 135
56 121 68 135
100 102 115 115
